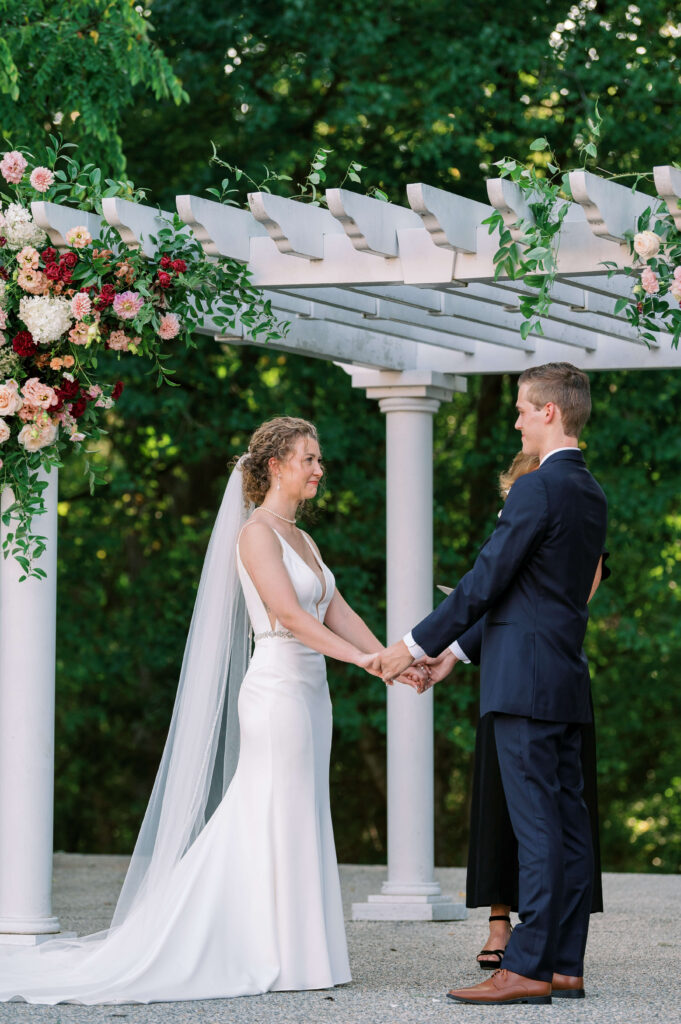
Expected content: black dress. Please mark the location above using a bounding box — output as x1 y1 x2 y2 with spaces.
465 701 604 913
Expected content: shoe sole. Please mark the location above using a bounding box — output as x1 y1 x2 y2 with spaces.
447 994 552 1005
553 989 585 999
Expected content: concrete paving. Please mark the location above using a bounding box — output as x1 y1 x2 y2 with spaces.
0 855 677 1024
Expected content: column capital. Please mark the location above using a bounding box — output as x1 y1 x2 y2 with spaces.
349 369 466 408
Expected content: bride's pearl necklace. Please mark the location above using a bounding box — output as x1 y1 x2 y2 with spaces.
258 505 297 525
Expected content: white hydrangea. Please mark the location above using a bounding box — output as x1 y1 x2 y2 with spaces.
1 203 47 251
19 295 73 344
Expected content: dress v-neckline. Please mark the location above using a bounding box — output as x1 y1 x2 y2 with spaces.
275 530 327 605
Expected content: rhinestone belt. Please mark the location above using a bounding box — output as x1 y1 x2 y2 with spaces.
253 629 295 641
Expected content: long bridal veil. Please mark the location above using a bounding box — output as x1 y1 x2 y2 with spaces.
0 460 251 981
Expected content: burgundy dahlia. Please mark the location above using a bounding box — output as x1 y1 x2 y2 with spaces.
171 259 187 274
112 380 124 401
44 262 60 281
159 255 172 269
69 396 88 419
12 331 37 357
61 251 78 269
157 271 172 289
58 377 80 399
41 247 57 263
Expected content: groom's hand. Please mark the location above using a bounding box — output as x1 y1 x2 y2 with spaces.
417 650 458 690
379 640 414 683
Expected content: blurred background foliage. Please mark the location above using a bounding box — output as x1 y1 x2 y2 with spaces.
2 0 680 872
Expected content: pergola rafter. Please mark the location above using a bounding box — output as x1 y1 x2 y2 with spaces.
4 169 680 942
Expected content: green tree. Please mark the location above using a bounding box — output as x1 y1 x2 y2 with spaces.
0 0 186 175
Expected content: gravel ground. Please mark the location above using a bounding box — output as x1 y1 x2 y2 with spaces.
0 855 677 1024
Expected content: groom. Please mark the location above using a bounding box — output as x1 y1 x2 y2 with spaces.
379 362 608 1006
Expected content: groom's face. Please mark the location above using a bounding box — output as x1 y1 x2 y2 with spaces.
515 384 546 456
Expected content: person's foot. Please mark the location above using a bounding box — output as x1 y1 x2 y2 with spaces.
476 915 512 969
552 973 585 999
447 969 552 1005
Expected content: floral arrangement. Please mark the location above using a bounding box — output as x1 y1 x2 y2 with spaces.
0 141 284 579
485 109 681 349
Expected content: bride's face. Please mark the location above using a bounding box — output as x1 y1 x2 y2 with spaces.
274 436 323 501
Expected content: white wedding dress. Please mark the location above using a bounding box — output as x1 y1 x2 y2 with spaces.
0 525 350 1004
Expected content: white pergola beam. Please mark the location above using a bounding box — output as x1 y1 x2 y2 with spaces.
326 188 421 256
568 170 659 243
406 183 490 253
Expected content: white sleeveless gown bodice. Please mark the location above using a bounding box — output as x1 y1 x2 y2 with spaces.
0 529 350 1004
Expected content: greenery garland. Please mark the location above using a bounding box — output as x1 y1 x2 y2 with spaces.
484 108 681 351
0 138 285 579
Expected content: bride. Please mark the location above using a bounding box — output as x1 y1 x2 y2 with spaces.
0 416 386 1004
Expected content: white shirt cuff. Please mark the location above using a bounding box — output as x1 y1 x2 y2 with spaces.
449 640 470 664
403 631 426 660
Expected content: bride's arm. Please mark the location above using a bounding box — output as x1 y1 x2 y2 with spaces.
323 590 384 653
239 523 379 670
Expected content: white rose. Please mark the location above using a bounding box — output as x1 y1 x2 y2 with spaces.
0 383 23 416
0 418 10 444
633 230 661 260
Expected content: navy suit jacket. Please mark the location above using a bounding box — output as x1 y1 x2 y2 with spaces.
412 450 608 723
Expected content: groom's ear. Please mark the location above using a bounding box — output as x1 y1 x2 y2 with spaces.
544 401 558 424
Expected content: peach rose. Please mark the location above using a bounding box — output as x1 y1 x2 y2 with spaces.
17 268 49 295
17 246 40 270
65 226 92 249
21 377 58 409
69 322 90 346
633 231 661 260
0 383 23 416
0 418 10 444
17 416 58 451
62 354 75 368
641 267 659 294
17 401 41 423
108 329 131 352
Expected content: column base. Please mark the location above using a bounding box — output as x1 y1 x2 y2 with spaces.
352 893 468 921
0 914 62 940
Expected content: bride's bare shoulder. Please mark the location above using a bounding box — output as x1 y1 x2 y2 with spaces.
238 517 282 559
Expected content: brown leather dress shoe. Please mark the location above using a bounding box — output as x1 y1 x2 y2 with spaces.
552 972 585 999
447 968 552 1005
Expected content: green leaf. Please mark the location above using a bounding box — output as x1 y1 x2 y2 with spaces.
529 138 549 151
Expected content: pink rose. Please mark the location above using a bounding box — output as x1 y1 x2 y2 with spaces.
640 267 659 294
29 167 55 193
0 310 7 330
17 416 58 451
670 281 681 304
0 383 23 416
86 385 102 400
0 150 27 184
71 292 92 319
69 431 86 443
107 329 130 351
157 313 181 340
65 226 92 249
0 418 10 444
633 231 661 260
112 290 144 320
674 266 681 283
21 377 58 409
17 246 40 270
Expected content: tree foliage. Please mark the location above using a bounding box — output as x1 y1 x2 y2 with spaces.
0 0 186 175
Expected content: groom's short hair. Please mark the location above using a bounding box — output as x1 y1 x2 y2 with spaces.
518 363 591 437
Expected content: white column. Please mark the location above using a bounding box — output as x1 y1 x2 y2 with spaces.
0 469 62 943
349 371 467 921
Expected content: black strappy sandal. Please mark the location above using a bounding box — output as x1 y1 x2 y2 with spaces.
476 914 513 971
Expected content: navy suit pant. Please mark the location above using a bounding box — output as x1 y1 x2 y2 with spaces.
493 714 594 981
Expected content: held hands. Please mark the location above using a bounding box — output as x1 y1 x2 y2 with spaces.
411 650 459 692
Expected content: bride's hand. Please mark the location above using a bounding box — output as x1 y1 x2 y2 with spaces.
356 651 384 677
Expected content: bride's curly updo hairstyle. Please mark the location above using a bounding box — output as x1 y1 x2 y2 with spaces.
240 416 319 506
